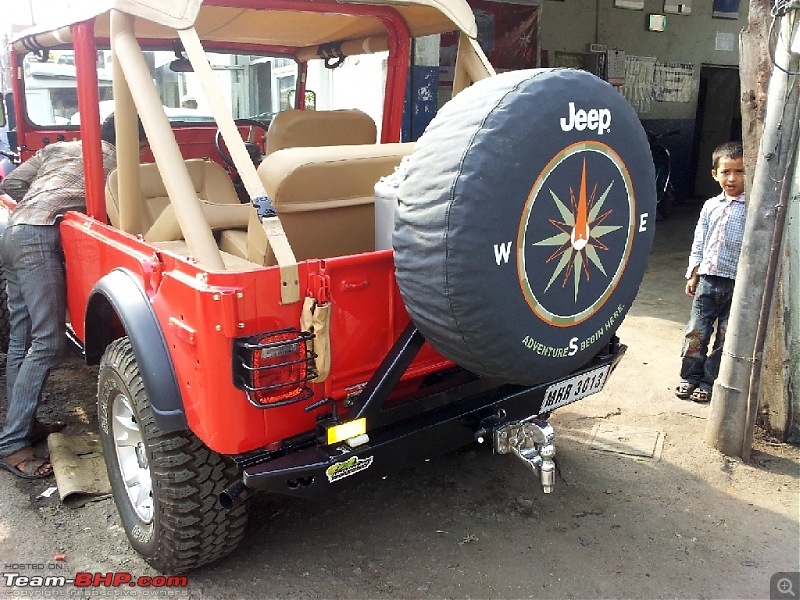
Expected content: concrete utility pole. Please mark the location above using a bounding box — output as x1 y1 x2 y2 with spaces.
706 3 800 459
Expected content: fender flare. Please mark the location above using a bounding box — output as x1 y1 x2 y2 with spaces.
86 268 187 432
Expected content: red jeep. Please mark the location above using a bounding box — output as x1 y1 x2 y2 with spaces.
1 0 655 573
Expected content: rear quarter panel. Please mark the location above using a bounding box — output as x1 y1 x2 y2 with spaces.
61 215 451 455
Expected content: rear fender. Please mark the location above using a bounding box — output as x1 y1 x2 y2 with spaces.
85 268 187 432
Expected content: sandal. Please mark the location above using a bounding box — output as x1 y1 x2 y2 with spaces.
31 419 67 445
0 446 54 479
690 385 712 403
675 380 698 399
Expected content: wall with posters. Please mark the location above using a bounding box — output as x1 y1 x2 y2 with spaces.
431 0 749 197
539 0 747 120
438 0 541 105
537 0 748 198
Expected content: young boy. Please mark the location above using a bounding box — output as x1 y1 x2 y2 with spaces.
675 141 745 403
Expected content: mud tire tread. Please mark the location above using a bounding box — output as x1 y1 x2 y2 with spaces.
99 337 247 574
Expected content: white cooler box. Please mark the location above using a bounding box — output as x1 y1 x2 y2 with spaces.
374 156 411 251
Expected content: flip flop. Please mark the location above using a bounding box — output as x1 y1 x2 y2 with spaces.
675 380 698 399
0 446 54 479
690 385 712 403
30 420 67 445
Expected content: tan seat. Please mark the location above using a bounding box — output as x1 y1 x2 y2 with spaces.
105 158 250 247
240 142 414 266
265 109 377 155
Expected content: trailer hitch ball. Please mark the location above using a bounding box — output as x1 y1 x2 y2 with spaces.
539 443 556 494
493 420 556 494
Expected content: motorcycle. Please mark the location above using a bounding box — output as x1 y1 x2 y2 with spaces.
646 129 679 220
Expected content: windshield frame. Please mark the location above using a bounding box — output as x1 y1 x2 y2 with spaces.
16 43 302 132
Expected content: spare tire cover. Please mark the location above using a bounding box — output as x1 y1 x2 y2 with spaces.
394 68 656 386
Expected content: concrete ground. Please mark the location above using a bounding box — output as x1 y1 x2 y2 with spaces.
0 201 798 600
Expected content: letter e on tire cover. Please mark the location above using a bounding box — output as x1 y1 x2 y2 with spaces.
394 69 656 386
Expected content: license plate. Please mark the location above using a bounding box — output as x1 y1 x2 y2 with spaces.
540 365 611 412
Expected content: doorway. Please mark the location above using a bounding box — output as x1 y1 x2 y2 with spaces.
691 64 742 198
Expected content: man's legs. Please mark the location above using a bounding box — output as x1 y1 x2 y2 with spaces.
2 229 33 410
0 224 66 458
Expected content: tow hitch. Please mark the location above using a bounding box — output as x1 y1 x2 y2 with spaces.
493 420 556 493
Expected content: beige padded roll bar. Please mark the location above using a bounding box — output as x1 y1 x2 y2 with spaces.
179 27 301 305
294 36 390 63
452 32 495 96
111 10 225 270
111 19 143 236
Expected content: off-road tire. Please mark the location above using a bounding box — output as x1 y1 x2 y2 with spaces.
98 337 248 574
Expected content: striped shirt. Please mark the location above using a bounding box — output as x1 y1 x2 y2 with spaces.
0 140 117 226
686 192 746 280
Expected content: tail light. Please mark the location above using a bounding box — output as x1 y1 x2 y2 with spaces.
234 328 317 408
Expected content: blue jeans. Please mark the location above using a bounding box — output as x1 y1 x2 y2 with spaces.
0 224 66 458
680 274 734 388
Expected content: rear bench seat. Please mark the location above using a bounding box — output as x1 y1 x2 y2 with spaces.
106 157 252 240
107 146 415 269
224 142 415 266
106 158 253 270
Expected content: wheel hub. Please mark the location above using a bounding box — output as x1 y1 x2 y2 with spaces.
135 442 148 470
110 393 154 523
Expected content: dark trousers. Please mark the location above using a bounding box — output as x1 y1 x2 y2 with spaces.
0 224 66 457
680 274 735 388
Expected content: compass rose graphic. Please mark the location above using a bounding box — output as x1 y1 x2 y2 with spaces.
517 141 636 327
534 158 622 301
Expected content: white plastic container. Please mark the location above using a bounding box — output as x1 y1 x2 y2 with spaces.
374 156 411 251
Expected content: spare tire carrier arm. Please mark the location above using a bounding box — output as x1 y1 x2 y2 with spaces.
349 323 424 427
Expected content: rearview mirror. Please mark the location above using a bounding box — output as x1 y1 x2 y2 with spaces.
169 57 194 72
287 89 317 110
169 41 193 73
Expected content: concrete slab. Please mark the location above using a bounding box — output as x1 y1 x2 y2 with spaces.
588 422 665 460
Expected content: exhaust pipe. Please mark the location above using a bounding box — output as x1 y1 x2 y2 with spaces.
220 479 250 510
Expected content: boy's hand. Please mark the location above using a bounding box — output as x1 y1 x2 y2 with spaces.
685 274 699 297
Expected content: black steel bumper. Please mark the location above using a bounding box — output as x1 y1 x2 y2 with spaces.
236 332 626 500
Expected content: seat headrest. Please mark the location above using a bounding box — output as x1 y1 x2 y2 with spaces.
136 158 233 200
265 109 377 155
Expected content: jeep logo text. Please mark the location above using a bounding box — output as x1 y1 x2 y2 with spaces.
560 102 611 135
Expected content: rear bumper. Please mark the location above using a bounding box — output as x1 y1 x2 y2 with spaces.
238 340 626 499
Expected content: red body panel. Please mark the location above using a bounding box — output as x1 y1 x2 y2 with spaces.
60 214 452 455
